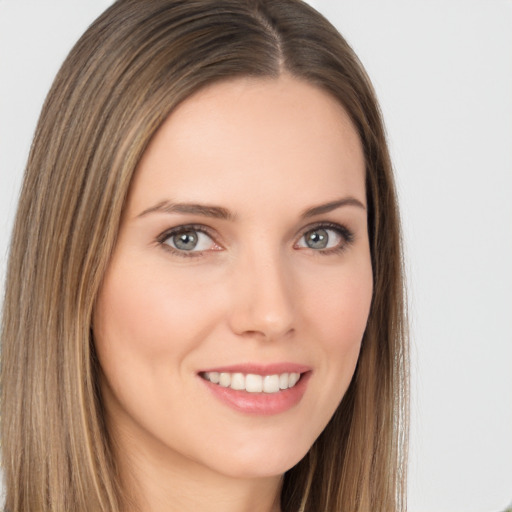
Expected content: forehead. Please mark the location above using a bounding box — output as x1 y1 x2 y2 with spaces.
127 74 366 217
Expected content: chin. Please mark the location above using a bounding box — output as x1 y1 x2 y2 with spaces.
205 435 312 479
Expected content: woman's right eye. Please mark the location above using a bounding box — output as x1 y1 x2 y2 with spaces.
159 227 220 255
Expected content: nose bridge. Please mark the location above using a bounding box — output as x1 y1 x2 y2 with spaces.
229 242 296 339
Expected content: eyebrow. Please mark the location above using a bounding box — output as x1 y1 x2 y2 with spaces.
137 196 365 221
137 200 235 220
300 197 366 218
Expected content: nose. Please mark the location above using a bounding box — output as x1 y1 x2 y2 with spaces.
228 248 296 341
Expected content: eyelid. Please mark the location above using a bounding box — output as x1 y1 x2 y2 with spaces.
157 223 215 243
297 221 353 239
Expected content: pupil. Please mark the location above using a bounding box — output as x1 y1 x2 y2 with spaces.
307 229 328 249
174 231 198 250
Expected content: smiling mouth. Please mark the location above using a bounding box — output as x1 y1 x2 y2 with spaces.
200 371 302 394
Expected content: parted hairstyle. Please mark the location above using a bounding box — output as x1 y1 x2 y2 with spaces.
1 0 408 510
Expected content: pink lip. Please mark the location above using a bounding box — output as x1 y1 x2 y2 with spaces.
199 362 312 375
197 363 312 416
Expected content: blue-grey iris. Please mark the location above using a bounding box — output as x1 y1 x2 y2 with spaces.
174 231 198 250
305 229 329 249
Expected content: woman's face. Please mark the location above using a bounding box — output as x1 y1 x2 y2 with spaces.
93 75 372 480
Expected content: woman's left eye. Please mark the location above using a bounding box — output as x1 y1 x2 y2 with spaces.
296 225 352 252
160 227 218 254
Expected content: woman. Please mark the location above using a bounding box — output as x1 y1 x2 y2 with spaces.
0 0 408 511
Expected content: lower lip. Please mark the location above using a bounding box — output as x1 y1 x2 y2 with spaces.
200 372 311 415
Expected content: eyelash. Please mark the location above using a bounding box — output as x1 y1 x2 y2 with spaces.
156 222 355 258
156 224 217 258
300 222 355 256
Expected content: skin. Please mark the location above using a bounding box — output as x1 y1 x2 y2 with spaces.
93 74 373 512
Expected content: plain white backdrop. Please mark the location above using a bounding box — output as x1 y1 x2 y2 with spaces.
0 1 511 511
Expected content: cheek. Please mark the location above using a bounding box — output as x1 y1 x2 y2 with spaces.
94 260 221 363
92 260 225 437
304 258 373 391
306 261 373 349
287 259 372 448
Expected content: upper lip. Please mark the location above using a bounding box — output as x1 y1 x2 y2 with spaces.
198 363 311 376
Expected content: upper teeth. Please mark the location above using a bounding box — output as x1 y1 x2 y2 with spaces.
202 372 301 393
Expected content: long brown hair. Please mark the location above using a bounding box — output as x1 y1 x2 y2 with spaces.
1 1 408 510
